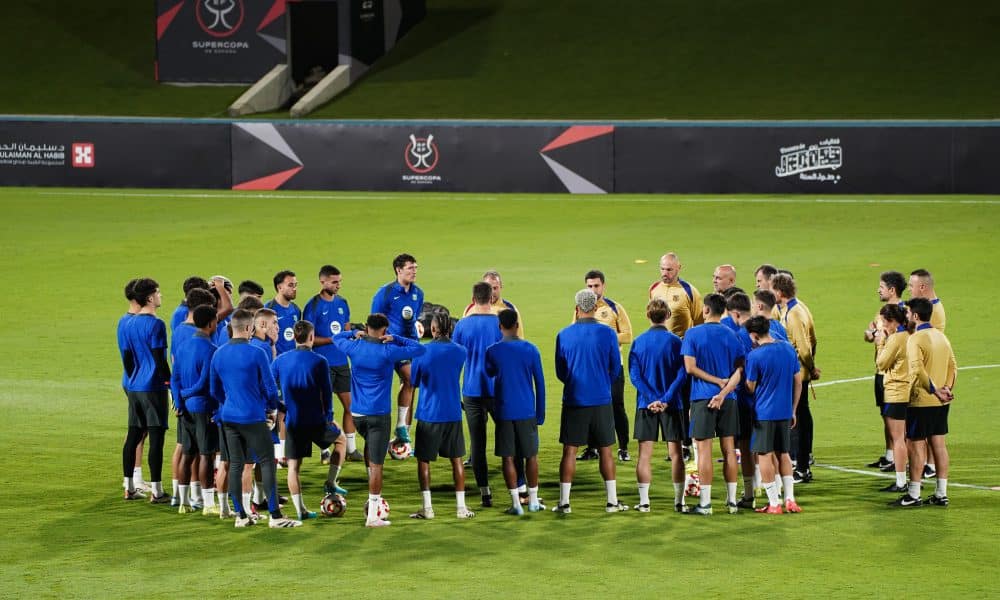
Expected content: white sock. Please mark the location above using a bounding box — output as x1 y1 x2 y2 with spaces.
559 482 572 506
518 483 527 494
638 482 650 506
764 480 780 506
203 488 215 508
276 440 285 461
605 479 618 505
123 476 134 492
242 492 252 512
509 488 520 508
456 491 466 510
885 449 894 462
528 486 539 505
292 494 305 517
700 484 712 507
346 433 357 453
331 465 343 486
218 491 230 513
936 478 948 498
151 481 163 496
782 476 795 502
908 481 922 499
742 477 754 498
927 462 936 471
895 471 907 487
252 484 265 504
191 482 202 504
479 486 492 498
753 464 761 490
367 494 381 522
422 490 433 509
673 482 684 505
179 484 190 506
726 482 738 504
133 467 144 485
171 479 179 498
397 406 409 428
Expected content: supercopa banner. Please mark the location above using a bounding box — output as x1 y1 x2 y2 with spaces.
156 0 287 83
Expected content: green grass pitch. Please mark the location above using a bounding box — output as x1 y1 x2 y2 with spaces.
0 188 997 598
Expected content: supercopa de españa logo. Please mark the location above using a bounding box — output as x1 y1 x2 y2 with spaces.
774 138 843 183
402 134 442 184
196 0 245 38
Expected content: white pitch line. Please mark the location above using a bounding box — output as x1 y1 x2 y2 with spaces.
23 190 1000 205
813 363 1000 492
814 463 999 492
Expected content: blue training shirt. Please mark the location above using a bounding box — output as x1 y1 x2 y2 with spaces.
485 337 546 423
171 322 196 364
170 332 218 414
210 339 279 424
681 322 745 402
264 299 301 355
170 302 187 333
272 347 333 427
249 336 275 365
745 340 800 421
117 312 135 389
123 313 170 392
411 338 467 423
333 332 426 416
370 281 424 340
628 325 687 410
302 293 351 367
452 313 502 398
555 318 621 407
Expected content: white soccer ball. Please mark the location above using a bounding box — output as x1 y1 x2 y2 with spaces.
684 472 701 497
389 440 412 461
320 493 347 517
364 497 391 520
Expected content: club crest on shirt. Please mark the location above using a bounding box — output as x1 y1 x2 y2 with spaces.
672 294 680 302
412 293 417 301
338 307 344 315
598 308 611 319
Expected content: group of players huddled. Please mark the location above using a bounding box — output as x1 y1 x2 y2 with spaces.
116 252 956 529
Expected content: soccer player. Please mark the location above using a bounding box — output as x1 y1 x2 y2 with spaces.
863 271 907 471
751 290 788 341
265 270 301 356
169 304 220 515
118 279 148 493
891 298 957 508
873 303 911 494
463 270 525 338
553 288 628 514
485 309 546 515
649 252 703 338
771 273 820 483
170 276 210 332
725 292 762 507
250 307 287 470
210 309 300 528
409 311 475 520
577 270 633 462
121 278 171 503
909 269 946 332
333 313 426 527
272 320 348 521
238 280 265 301
743 316 803 514
681 293 745 515
453 281 503 507
754 264 778 292
209 276 235 346
712 264 737 294
370 254 424 445
627 298 687 513
302 265 363 462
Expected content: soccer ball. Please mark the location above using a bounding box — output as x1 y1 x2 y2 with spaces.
320 493 347 517
364 497 390 520
389 440 412 460
684 472 701 497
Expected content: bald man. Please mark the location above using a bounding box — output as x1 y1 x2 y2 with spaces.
713 265 737 295
649 253 704 338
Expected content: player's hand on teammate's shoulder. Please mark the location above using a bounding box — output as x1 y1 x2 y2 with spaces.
380 334 395 344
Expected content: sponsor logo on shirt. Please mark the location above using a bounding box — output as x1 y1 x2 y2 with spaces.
283 327 294 341
330 322 341 334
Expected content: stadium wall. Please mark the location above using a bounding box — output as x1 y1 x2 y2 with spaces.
1 117 998 194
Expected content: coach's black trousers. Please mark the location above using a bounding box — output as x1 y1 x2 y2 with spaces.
223 422 278 516
796 386 814 472
464 396 495 489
